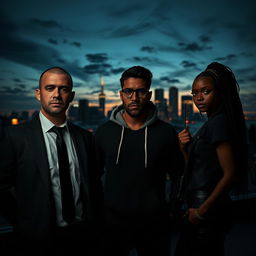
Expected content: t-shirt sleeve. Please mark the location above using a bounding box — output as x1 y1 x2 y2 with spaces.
207 114 230 144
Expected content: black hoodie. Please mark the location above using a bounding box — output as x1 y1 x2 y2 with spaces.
95 102 184 215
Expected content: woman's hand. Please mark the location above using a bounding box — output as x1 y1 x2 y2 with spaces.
178 128 192 153
187 208 204 225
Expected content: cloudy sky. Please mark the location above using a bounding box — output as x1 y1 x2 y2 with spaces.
1 0 255 116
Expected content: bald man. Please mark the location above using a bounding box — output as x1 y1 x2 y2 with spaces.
0 67 103 255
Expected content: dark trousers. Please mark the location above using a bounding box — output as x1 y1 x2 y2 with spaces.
0 232 16 255
175 220 226 256
174 195 232 256
11 222 102 256
103 208 171 256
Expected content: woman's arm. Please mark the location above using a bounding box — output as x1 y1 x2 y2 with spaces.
188 142 235 224
178 128 192 162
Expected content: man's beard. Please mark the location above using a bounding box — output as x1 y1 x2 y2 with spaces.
124 103 146 118
43 104 66 117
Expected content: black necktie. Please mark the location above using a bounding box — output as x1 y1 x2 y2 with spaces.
51 126 75 224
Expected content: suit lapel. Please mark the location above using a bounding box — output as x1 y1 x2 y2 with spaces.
26 115 51 187
68 123 91 219
68 123 89 185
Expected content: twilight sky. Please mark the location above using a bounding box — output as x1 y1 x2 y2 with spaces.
0 0 256 116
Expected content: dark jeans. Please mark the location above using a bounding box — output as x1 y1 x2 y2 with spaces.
174 192 232 256
103 208 171 256
175 220 226 256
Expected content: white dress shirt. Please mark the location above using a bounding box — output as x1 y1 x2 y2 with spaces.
39 112 83 226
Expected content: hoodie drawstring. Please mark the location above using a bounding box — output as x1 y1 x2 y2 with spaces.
116 126 148 169
116 126 124 165
144 126 148 168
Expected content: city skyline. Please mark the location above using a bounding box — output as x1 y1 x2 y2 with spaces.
1 0 256 117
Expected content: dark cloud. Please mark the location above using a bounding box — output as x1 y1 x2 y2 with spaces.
27 78 38 82
107 3 146 17
48 38 58 45
108 22 153 38
141 46 156 53
111 68 126 75
0 13 92 84
178 42 211 52
248 75 256 82
241 52 254 58
160 77 180 83
55 58 66 64
0 86 29 95
86 53 108 63
29 18 62 29
180 61 197 68
215 54 236 61
82 64 124 77
240 93 256 114
129 56 171 67
0 93 39 111
181 85 192 91
71 42 81 48
73 82 83 88
158 20 186 42
157 38 212 54
13 78 22 82
63 40 82 48
83 63 112 75
17 84 26 89
156 43 181 53
236 66 255 75
199 35 211 43
235 66 256 86
0 12 61 71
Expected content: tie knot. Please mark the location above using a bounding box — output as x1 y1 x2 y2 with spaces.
51 126 66 137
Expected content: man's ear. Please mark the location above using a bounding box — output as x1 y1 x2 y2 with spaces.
35 88 41 101
119 90 123 101
147 91 152 101
69 91 75 102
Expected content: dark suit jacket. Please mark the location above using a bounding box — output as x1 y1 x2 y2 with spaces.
0 114 103 240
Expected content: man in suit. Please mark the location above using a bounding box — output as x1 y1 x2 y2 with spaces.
0 67 103 255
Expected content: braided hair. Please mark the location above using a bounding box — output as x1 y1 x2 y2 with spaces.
195 62 248 193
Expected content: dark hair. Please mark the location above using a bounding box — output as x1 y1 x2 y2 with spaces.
120 66 153 89
195 62 248 193
39 66 73 88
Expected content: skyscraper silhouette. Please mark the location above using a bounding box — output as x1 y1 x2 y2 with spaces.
181 95 193 121
155 88 168 121
99 76 106 117
169 87 178 120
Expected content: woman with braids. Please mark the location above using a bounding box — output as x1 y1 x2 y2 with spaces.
174 62 247 256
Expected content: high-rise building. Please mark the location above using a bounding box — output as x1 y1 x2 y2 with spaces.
99 76 106 117
78 99 89 123
21 111 29 121
169 87 178 120
155 88 168 121
155 88 164 103
181 95 193 121
68 104 79 121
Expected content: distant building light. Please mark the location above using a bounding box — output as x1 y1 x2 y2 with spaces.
11 118 19 125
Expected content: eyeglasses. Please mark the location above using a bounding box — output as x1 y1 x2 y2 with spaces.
121 88 149 98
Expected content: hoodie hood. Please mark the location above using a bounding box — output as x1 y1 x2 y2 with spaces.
110 101 158 129
109 101 158 169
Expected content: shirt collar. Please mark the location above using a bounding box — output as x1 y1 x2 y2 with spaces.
39 111 68 133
